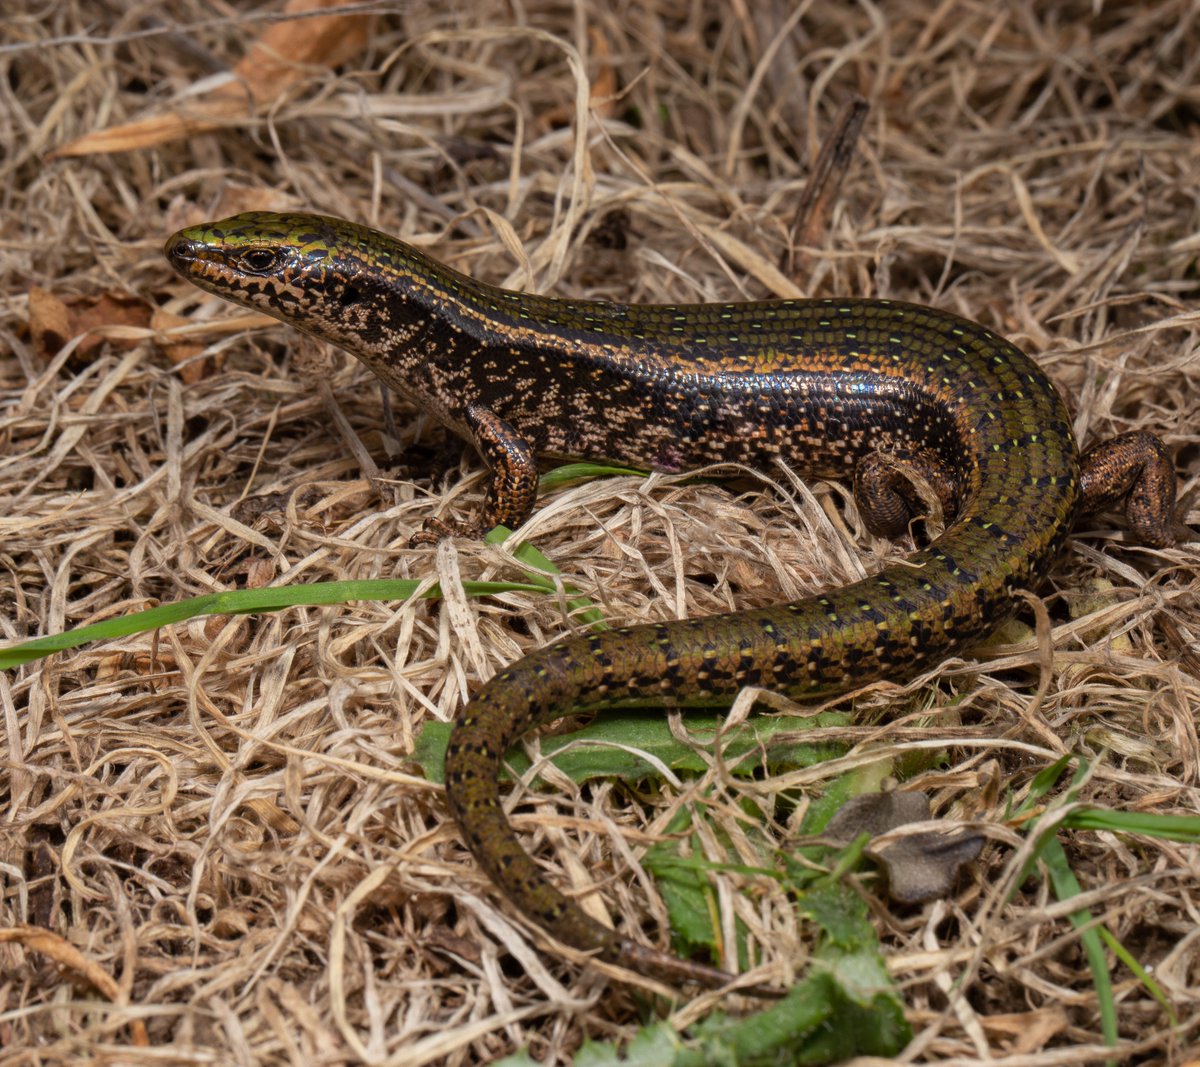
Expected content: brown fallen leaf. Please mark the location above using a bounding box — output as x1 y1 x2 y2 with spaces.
202 613 250 651
543 26 618 126
28 286 152 362
49 0 369 158
825 790 932 839
588 27 618 118
246 558 278 589
152 306 218 383
872 828 987 905
26 286 71 357
825 790 986 905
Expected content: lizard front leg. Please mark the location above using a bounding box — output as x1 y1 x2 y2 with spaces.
413 402 539 543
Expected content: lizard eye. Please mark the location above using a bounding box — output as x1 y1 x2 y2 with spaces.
239 248 279 273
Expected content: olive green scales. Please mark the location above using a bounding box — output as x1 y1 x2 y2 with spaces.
166 211 1174 993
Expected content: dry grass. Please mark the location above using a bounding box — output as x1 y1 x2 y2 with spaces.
2 1 1199 1064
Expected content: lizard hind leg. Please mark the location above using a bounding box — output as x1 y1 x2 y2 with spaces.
1078 430 1176 548
853 449 962 539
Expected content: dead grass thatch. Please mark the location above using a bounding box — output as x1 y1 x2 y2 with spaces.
1 1 1199 1064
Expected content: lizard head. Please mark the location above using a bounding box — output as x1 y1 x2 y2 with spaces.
164 211 418 351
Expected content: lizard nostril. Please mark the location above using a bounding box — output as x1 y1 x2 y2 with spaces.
164 232 199 265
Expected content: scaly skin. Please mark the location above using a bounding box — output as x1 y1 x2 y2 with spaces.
165 212 1175 994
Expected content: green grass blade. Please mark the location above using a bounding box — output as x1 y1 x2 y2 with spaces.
1039 836 1118 1053
485 524 606 628
0 577 548 669
538 461 645 488
1062 808 1200 842
1098 927 1178 1025
0 520 624 671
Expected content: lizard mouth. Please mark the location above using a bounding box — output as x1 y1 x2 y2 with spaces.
163 232 235 295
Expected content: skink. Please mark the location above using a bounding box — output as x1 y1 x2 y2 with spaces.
165 211 1174 993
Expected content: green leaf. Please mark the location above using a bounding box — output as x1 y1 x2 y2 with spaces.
643 812 732 960
0 580 414 668
1062 808 1200 842
412 709 849 786
1005 750 1192 1054
1014 753 1076 814
576 1022 682 1066
800 880 872 951
1098 926 1178 1026
570 924 910 1067
411 721 454 785
678 878 911 1064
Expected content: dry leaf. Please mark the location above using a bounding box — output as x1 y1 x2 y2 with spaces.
826 790 986 905
27 286 71 358
246 558 277 589
152 306 218 383
544 26 618 127
29 286 152 362
589 27 618 118
49 0 369 158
